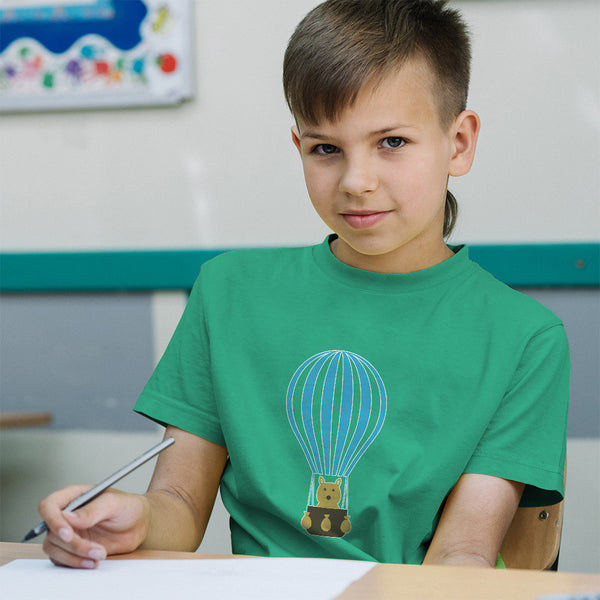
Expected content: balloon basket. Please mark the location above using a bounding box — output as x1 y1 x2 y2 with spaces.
301 506 351 538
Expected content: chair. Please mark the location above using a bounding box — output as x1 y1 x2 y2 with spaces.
500 462 566 570
500 499 564 570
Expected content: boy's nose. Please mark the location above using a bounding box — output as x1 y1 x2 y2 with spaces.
338 157 379 197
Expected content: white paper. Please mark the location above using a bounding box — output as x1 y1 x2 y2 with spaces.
0 557 375 600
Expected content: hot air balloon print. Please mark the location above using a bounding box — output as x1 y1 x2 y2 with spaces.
286 350 387 537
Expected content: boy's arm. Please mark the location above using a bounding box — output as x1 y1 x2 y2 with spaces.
40 426 227 568
422 473 524 568
141 425 228 550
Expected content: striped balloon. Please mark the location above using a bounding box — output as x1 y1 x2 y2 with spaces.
286 350 387 479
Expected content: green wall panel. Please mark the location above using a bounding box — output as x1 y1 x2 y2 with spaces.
1 244 598 292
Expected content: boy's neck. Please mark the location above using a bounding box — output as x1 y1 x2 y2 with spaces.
330 236 455 274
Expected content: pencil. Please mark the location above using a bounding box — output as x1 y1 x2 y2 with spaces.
20 436 175 542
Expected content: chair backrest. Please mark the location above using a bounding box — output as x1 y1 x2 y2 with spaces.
501 460 567 570
500 499 565 569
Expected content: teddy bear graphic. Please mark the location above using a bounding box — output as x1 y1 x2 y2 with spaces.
301 476 351 537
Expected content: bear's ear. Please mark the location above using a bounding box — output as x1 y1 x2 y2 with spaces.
335 478 342 485
319 476 325 484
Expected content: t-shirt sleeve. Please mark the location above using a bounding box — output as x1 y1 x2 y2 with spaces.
465 323 570 507
134 272 225 446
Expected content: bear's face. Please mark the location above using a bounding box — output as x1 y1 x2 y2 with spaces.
316 477 342 509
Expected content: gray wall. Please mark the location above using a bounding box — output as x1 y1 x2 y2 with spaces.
0 293 155 431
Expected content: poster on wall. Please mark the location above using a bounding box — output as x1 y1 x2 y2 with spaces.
0 0 193 111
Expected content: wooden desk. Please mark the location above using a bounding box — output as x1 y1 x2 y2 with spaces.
1 542 599 599
0 411 52 429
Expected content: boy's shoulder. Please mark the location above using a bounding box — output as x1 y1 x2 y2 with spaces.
197 244 316 290
468 257 563 330
204 244 310 272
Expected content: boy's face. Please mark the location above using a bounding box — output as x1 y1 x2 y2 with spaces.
292 59 478 274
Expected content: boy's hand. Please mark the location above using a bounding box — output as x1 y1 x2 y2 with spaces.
39 485 149 569
38 426 227 568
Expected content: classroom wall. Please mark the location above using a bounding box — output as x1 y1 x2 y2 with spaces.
0 0 598 250
1 0 598 574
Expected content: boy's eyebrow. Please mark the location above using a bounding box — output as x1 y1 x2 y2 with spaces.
300 125 415 140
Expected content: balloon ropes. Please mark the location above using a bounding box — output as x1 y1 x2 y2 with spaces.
286 350 387 537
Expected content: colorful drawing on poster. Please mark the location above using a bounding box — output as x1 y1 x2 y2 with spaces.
0 1 193 110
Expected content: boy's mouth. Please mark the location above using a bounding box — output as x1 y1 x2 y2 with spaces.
342 210 390 229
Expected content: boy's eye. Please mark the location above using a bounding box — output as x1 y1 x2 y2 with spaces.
381 137 406 149
313 143 339 155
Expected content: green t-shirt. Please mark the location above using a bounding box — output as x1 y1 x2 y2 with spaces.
135 236 569 564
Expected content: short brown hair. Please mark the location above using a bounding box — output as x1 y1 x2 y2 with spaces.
283 0 472 236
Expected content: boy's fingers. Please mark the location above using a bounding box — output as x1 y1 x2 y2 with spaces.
42 533 103 570
39 484 94 515
61 491 118 529
40 487 146 566
38 484 93 540
44 516 107 559
38 484 111 569
60 492 126 539
62 506 98 529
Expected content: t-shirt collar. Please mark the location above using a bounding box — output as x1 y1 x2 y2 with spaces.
311 234 472 293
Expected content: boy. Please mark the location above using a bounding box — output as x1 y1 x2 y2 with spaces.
39 0 569 570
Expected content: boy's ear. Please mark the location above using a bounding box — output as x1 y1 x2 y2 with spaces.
291 125 303 156
448 110 480 177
